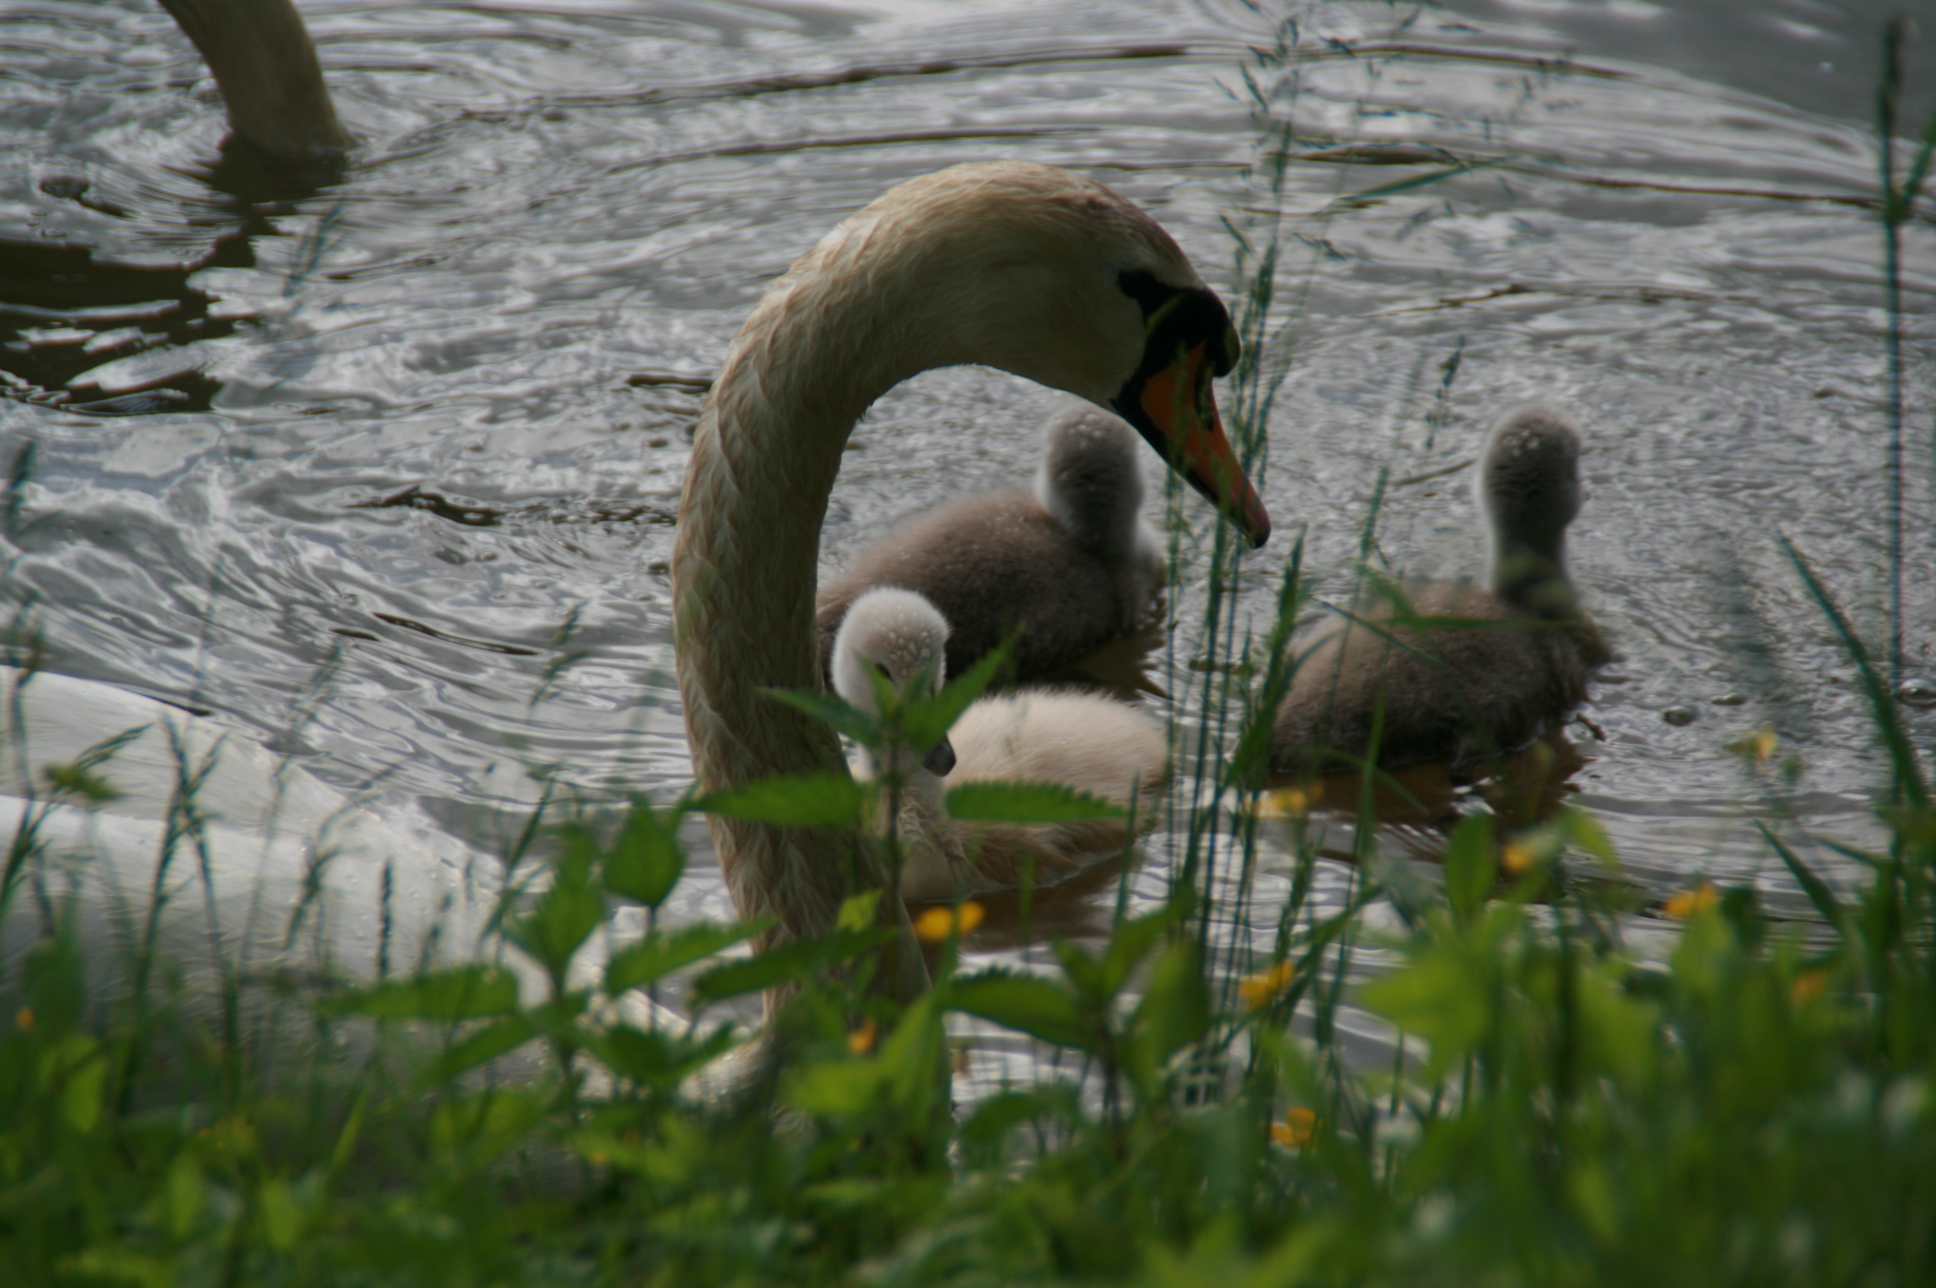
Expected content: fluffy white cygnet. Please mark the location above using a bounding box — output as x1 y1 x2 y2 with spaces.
831 587 1169 902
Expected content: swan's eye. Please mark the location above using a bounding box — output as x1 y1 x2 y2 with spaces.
1116 271 1238 377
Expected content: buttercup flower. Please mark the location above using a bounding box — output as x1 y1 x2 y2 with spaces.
1266 786 1311 818
1238 959 1296 1010
1271 1106 1317 1148
1791 969 1827 1004
1665 883 1720 919
913 901 985 943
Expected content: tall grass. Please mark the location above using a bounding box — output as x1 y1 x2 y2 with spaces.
1876 17 1936 690
3 13 1936 1287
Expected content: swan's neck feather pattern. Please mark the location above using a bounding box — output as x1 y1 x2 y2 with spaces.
675 163 1171 982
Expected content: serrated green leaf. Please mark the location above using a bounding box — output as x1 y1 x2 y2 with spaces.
945 780 1126 824
782 1057 890 1116
761 687 882 745
688 926 892 1003
695 772 864 826
958 1086 1078 1168
1050 938 1107 1009
900 639 1012 751
879 993 945 1114
508 843 605 978
837 889 883 932
1562 806 1618 869
1125 940 1209 1088
417 1015 538 1087
605 922 756 994
1358 946 1489 1080
606 799 686 909
950 969 1094 1051
594 1023 740 1091
1100 906 1178 1002
326 965 522 1020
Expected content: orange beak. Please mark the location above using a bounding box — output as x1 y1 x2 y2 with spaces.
1115 341 1271 548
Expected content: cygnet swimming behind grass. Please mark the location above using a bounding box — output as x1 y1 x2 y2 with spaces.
817 407 1165 686
1270 407 1610 776
831 587 1170 903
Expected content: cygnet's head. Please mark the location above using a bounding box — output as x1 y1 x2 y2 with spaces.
1034 407 1149 561
830 588 957 775
1477 407 1584 606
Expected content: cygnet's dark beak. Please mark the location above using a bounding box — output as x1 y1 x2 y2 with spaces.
922 736 957 777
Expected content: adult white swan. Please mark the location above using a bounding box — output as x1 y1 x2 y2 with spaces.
672 162 1269 1001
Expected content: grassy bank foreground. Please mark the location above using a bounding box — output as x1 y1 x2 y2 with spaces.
1 618 1934 1287
5 14 1936 1288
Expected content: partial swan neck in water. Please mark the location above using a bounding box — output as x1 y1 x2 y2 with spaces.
158 0 349 163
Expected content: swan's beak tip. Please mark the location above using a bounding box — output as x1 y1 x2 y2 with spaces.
1246 508 1272 549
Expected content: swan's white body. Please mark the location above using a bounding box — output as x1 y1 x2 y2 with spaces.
831 589 1168 902
1270 407 1607 774
672 162 1266 1001
0 667 487 999
816 407 1164 685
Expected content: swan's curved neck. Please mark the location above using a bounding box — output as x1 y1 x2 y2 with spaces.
680 258 934 771
672 243 944 990
158 0 348 162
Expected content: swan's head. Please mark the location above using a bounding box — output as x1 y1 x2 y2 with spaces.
810 163 1270 548
1034 407 1149 561
830 588 959 776
1479 407 1584 604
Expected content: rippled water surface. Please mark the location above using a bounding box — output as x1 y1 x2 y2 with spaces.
3 1 1934 1073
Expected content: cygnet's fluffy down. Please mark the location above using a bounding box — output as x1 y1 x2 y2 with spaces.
817 407 1164 685
1270 407 1610 775
831 587 1169 903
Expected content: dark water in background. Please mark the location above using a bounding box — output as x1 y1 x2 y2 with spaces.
2 0 1933 1069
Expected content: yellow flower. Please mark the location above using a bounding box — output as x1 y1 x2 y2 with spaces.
1500 840 1536 876
13 1007 32 1032
1791 969 1827 1004
1264 786 1311 818
1271 1106 1317 1148
847 1017 878 1055
1665 883 1720 919
1238 959 1296 1010
1729 726 1779 763
913 901 985 944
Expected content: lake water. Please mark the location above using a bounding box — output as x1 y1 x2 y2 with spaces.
2 0 1932 1074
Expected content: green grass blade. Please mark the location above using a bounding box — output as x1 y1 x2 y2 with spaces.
1778 531 1929 808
